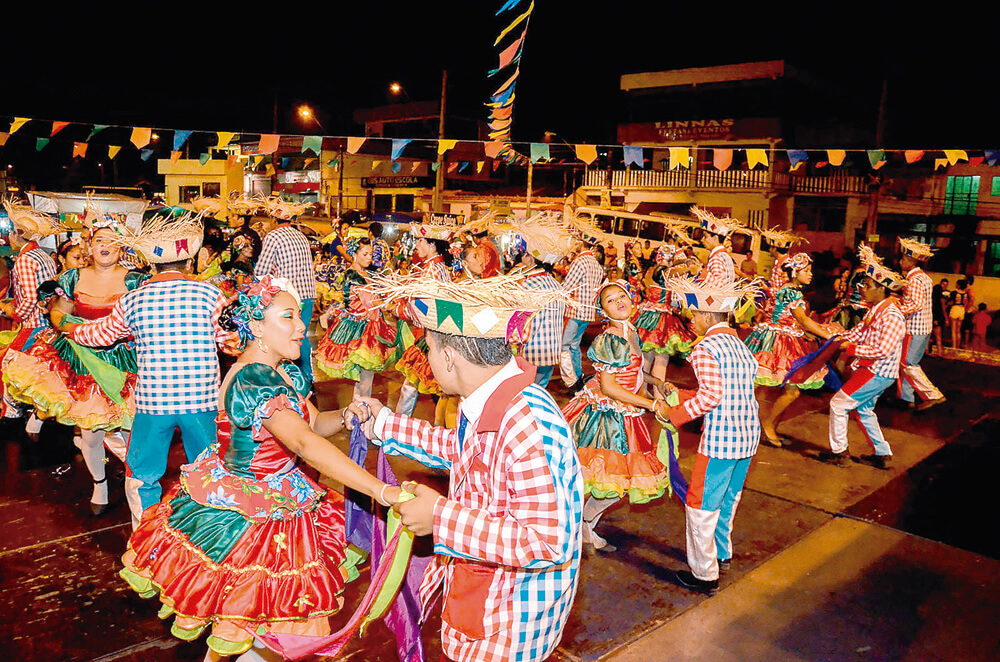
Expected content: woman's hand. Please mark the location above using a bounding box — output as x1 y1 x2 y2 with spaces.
378 484 403 506
653 399 671 422
319 309 332 330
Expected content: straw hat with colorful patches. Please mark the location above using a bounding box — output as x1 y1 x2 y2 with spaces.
260 194 309 221
667 276 759 313
516 213 578 265
410 213 461 241
3 199 68 240
858 243 905 291
761 226 803 251
898 237 935 262
367 271 570 343
691 206 743 238
107 210 206 264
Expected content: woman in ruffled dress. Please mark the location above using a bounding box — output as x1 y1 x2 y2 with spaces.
743 253 838 446
635 245 696 382
3 225 148 513
562 281 671 552
120 276 401 661
315 238 400 398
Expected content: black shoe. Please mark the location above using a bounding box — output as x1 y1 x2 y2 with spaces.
916 396 947 412
718 558 732 575
569 377 586 394
817 450 851 467
676 569 719 595
855 453 893 470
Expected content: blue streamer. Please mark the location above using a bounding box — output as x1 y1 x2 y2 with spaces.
345 419 374 552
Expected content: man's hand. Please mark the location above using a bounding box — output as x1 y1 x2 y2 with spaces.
351 395 387 438
393 482 442 537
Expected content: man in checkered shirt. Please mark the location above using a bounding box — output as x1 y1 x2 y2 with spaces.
356 311 583 662
663 288 760 595
896 247 945 410
61 230 235 527
519 253 566 387
819 268 907 471
255 217 318 384
559 243 605 389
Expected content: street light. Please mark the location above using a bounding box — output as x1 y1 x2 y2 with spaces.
389 81 403 96
297 104 325 131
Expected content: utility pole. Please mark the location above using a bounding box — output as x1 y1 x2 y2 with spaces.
526 160 533 216
433 70 447 212
337 145 345 218
865 74 889 239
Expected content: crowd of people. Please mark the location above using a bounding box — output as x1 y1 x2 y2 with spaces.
0 194 982 661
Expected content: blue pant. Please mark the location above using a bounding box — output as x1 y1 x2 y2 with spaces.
559 318 590 386
829 369 894 456
534 365 555 387
298 298 315 386
127 411 217 512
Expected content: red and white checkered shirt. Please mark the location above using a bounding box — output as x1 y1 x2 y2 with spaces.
703 246 736 287
561 251 603 321
254 224 317 300
418 254 452 283
11 242 57 328
898 267 933 336
842 298 906 379
372 359 583 662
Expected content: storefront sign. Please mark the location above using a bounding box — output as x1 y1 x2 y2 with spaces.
361 176 433 188
617 117 781 143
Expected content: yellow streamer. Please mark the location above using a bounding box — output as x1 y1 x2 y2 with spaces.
493 0 534 46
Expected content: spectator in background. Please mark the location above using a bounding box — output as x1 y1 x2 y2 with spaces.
604 241 618 269
328 218 352 265
949 279 970 349
368 222 391 270
972 303 992 352
642 239 655 265
930 278 949 355
962 275 977 347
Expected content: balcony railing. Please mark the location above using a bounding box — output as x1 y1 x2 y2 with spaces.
585 168 866 195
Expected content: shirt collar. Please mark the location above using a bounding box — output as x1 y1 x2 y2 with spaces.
148 270 189 283
709 245 727 257
459 358 522 428
906 267 922 278
18 241 40 256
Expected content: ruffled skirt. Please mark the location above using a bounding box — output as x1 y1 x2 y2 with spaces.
634 306 695 356
744 323 826 388
120 480 348 656
562 380 670 503
1 329 136 430
315 314 401 382
394 334 441 396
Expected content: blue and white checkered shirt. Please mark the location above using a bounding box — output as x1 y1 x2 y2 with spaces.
254 224 317 300
521 270 565 367
71 274 231 415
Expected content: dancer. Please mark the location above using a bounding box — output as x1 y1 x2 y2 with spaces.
743 253 837 446
315 238 400 399
823 256 870 331
4 222 149 514
353 271 582 662
819 245 906 470
635 242 696 383
759 227 802 316
896 237 946 411
393 218 455 418
662 277 761 595
120 275 401 660
58 213 236 527
562 280 671 552
692 206 741 287
559 242 605 390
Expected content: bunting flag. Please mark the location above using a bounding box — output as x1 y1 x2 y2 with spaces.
986 150 1000 166
36 138 49 151
327 159 339 168
258 134 280 154
228 154 239 169
460 161 470 172
140 149 154 161
86 125 109 142
0 132 9 146
173 130 194 152
828 149 847 167
437 139 458 155
437 300 464 331
944 150 968 166
934 158 948 170
493 160 502 171
477 161 485 173
50 121 71 137
788 150 808 172
391 139 412 161
431 162 439 172
253 156 265 169
494 0 533 46
392 161 402 173
410 161 420 173
304 158 317 169
131 127 152 149
9 117 30 134
624 145 643 168
73 142 88 158
575 144 598 165
816 161 829 169
199 153 210 165
530 142 549 162
904 150 925 164
669 147 690 170
448 162 459 173
713 148 733 170
108 146 122 160
302 136 323 156
215 131 235 149
280 158 291 169
265 163 275 176
485 141 504 159
970 156 984 167
372 160 382 170
493 27 526 73
347 136 366 154
746 148 769 169
867 149 886 169
171 151 182 164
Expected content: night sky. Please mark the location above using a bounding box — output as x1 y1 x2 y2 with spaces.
2 3 992 190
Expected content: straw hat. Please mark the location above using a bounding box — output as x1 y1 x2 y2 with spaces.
367 271 571 343
761 226 803 250
691 206 743 238
858 243 905 291
410 213 461 241
898 236 935 262
107 210 206 264
667 276 759 313
515 212 578 264
3 199 67 239
260 194 308 221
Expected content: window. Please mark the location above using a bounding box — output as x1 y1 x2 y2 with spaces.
991 177 1000 196
985 239 1000 278
373 194 392 212
944 176 980 215
793 197 847 232
203 182 221 197
394 194 414 212
180 186 201 203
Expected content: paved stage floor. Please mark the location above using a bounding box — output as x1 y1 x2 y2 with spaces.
1 355 998 661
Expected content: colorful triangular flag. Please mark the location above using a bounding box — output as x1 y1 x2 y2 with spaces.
530 143 550 162
391 139 412 161
35 138 50 151
140 149 154 161
904 150 925 164
713 149 733 170
944 150 968 166
575 144 598 165
199 153 210 165
73 142 88 158
170 151 182 164
217 131 237 149
108 146 122 160
173 130 193 152
669 147 690 170
258 134 280 154
131 127 152 149
437 139 458 155
867 150 886 169
86 125 109 142
9 117 30 134
746 148 769 169
623 146 643 168
302 136 323 156
347 136 366 154
50 121 71 137
827 150 847 167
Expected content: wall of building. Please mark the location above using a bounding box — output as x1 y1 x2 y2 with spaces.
158 159 244 206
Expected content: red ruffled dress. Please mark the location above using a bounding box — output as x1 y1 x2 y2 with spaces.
744 286 828 388
561 332 670 504
634 276 695 357
120 362 347 656
1 269 145 430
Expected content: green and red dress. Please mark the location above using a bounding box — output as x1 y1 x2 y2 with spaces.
120 362 348 656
